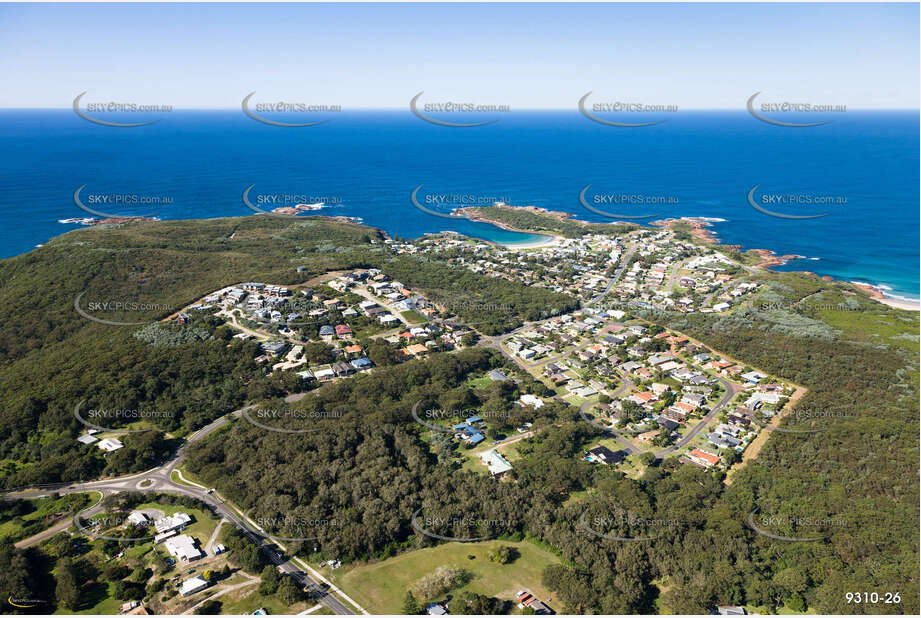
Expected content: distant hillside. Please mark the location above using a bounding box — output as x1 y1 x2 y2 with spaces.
0 216 576 487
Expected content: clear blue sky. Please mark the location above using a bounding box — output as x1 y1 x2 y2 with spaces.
1 2 918 109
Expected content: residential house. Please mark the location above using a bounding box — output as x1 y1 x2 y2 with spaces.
179 575 209 597
164 534 203 562
586 445 627 465
519 394 544 409
687 448 721 468
97 438 124 452
479 449 513 477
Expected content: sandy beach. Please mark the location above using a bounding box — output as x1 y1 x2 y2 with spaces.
879 298 921 311
500 235 560 250
852 282 920 311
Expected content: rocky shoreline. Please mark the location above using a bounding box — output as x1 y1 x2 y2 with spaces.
461 209 919 312
455 205 640 235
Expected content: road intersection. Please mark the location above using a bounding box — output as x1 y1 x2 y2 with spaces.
2 408 362 615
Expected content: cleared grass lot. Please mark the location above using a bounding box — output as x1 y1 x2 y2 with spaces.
332 539 561 614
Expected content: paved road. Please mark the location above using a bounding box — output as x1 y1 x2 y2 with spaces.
218 309 271 341
655 377 745 459
1 407 358 615
14 497 105 548
577 371 644 455
351 287 411 326
575 368 745 461
587 242 637 308
664 257 690 293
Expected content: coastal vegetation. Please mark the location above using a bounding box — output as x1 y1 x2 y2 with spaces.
463 205 637 238
0 217 574 488
0 215 917 614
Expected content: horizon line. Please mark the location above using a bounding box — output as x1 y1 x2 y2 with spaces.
2 106 919 112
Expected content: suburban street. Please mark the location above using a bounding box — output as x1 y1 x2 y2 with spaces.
655 377 745 459
2 407 363 616
586 242 637 308
4 257 767 616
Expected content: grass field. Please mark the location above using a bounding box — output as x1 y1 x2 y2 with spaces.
400 310 426 324
54 580 122 615
332 539 562 614
464 374 494 390
87 500 220 578
0 493 88 542
216 582 314 615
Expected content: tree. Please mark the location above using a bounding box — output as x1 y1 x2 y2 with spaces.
278 577 303 604
114 580 144 601
785 593 806 612
458 591 508 614
487 545 519 564
55 557 80 610
146 578 165 596
259 565 280 595
402 591 422 615
410 567 471 601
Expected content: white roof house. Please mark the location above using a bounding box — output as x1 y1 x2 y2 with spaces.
154 512 192 534
77 433 99 445
741 371 767 384
479 449 513 476
164 534 203 562
125 512 150 526
179 575 209 597
519 394 544 409
96 437 124 452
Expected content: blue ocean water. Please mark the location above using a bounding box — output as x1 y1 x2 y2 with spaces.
0 109 917 301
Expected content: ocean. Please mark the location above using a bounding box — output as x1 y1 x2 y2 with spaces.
0 109 917 302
